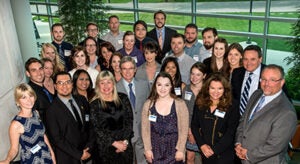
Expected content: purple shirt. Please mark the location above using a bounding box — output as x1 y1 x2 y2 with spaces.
118 46 145 67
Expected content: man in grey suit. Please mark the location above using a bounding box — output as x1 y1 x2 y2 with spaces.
117 56 150 164
235 64 297 164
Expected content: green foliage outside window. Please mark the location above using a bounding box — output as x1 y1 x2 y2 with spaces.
285 9 300 101
57 0 109 45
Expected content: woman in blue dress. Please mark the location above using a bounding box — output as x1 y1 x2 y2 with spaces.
0 83 55 164
142 72 189 163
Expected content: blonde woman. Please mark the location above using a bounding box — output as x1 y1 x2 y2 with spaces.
0 83 55 164
89 71 134 163
41 43 64 74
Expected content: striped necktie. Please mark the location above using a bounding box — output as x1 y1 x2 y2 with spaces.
240 72 253 115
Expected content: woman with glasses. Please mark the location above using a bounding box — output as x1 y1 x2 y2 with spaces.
83 36 101 72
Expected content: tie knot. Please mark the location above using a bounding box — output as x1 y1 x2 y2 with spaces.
128 83 133 88
249 72 253 76
69 99 73 104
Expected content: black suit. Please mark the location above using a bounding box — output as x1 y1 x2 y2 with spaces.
46 95 94 164
147 27 177 63
28 81 52 122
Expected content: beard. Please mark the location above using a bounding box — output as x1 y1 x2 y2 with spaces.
204 43 213 50
186 38 197 44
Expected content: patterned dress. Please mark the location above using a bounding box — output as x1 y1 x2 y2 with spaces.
150 101 184 164
13 111 52 164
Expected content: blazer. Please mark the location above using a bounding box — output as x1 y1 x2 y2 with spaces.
147 27 177 63
235 90 297 164
46 95 94 164
116 78 150 142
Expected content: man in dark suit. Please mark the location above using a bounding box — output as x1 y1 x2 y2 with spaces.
147 10 177 63
46 72 93 164
231 45 264 116
117 56 150 164
25 57 52 122
51 23 73 71
235 64 297 164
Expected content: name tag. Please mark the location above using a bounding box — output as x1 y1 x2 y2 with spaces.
118 39 123 45
148 115 157 122
85 114 89 122
184 91 193 101
64 50 71 56
174 87 181 96
214 109 226 118
30 144 41 154
193 55 199 61
132 56 138 63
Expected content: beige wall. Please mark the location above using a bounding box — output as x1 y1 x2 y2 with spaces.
0 0 37 160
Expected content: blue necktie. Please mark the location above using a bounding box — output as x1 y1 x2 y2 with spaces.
42 88 53 103
249 95 265 121
240 72 253 115
128 83 136 109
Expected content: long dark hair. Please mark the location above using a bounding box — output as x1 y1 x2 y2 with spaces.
211 38 230 78
98 41 116 70
196 72 232 111
160 57 182 88
148 72 177 103
72 69 95 101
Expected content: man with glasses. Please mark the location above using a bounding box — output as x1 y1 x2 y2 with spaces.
116 56 150 164
235 64 297 164
25 57 52 122
79 22 105 49
46 71 94 164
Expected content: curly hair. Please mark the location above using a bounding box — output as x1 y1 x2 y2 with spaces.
195 72 232 111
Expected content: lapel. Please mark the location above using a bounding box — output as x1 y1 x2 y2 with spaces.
250 92 282 123
243 90 262 128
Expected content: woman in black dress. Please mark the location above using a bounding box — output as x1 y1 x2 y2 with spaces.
90 70 133 164
191 73 239 164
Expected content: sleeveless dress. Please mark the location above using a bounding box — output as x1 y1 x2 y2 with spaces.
13 111 52 164
150 101 184 164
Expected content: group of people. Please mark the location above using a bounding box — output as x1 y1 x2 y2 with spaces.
0 9 298 164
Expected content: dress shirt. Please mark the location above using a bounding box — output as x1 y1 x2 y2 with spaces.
58 95 83 122
122 78 136 96
101 30 124 51
118 47 145 67
199 46 212 62
156 27 165 44
241 65 262 99
184 41 202 61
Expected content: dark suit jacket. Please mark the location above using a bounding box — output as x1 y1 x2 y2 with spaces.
46 95 94 164
147 26 177 63
231 64 266 108
28 81 52 122
235 90 297 164
231 64 290 108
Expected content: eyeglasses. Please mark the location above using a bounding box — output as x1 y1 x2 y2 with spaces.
56 80 72 86
260 78 282 83
87 29 98 32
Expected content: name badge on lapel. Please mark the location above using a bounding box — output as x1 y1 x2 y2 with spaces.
85 114 90 122
184 91 192 101
214 109 225 118
148 115 157 122
30 144 41 154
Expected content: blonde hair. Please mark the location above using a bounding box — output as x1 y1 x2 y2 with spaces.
14 83 37 105
41 43 64 74
91 70 120 108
